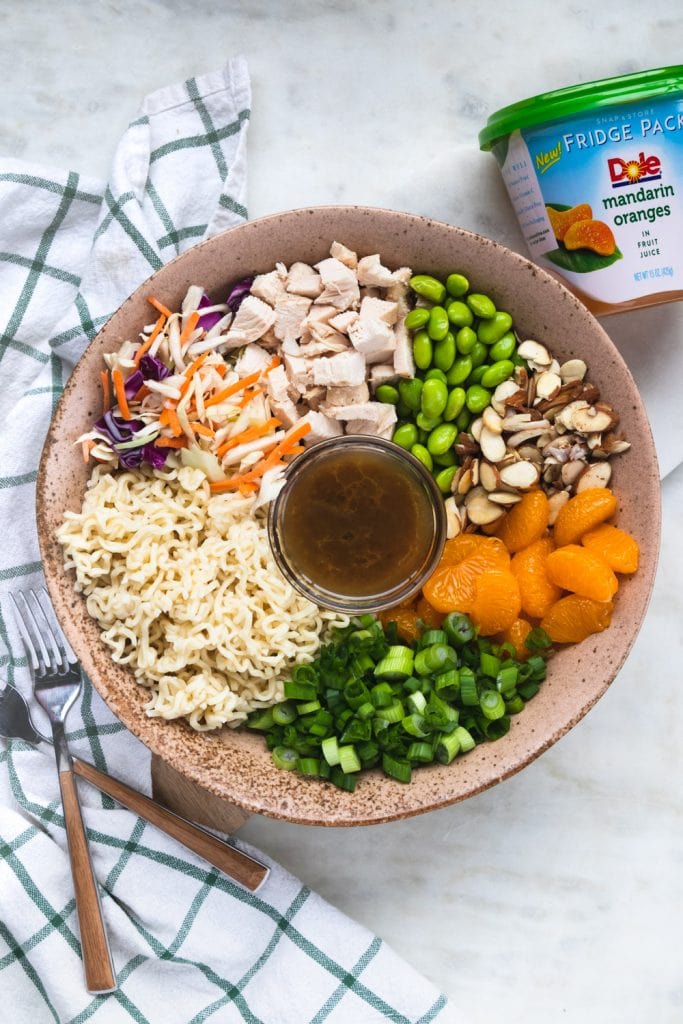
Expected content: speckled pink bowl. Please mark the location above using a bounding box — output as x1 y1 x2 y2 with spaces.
37 206 660 826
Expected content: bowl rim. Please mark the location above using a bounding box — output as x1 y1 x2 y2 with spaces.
36 203 662 826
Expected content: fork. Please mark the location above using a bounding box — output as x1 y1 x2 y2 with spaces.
11 588 117 994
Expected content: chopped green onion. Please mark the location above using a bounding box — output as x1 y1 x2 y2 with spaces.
406 690 427 715
331 767 357 791
246 708 275 731
434 669 459 701
459 668 479 706
272 702 297 726
443 612 475 646
284 680 317 701
420 629 448 647
374 645 414 680
525 627 553 652
382 753 412 783
414 643 456 676
375 699 404 723
402 713 428 738
271 746 298 771
496 665 518 697
407 742 434 763
343 679 371 709
482 715 510 740
357 614 376 628
435 731 461 764
480 689 506 720
518 680 540 701
297 700 321 715
296 757 321 776
357 701 375 720
322 736 341 766
339 744 361 773
370 682 394 708
454 726 476 753
506 696 525 714
480 652 501 678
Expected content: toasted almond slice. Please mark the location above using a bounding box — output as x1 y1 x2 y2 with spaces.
561 460 587 487
572 407 615 433
498 460 540 489
517 340 551 366
535 370 562 400
492 379 522 415
575 461 612 491
480 426 507 463
555 399 590 432
559 358 587 383
482 406 503 434
479 461 500 492
457 467 473 495
547 489 570 524
507 425 553 447
444 496 462 538
471 458 480 487
517 444 544 465
488 490 523 506
470 416 483 443
464 485 506 524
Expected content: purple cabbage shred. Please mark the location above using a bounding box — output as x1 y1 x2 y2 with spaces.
226 276 254 313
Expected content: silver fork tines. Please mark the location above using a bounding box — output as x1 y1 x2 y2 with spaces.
11 589 73 677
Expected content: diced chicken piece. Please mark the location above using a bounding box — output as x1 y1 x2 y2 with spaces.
283 351 314 395
303 304 338 326
370 363 399 388
392 316 415 378
311 350 366 387
356 254 394 288
345 412 396 440
385 266 412 302
254 327 280 352
235 343 272 377
326 402 397 439
300 410 344 445
273 293 312 344
303 321 350 353
286 262 323 299
323 383 370 407
359 295 398 325
222 295 276 349
314 257 360 311
281 336 301 355
269 396 300 429
329 240 358 269
329 310 359 334
250 268 288 307
299 338 349 358
266 364 301 423
347 317 396 363
301 385 327 411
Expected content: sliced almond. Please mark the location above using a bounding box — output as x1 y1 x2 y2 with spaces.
479 426 507 463
471 458 480 487
561 460 587 487
572 406 615 433
479 461 500 492
517 444 544 465
517 340 551 366
470 416 483 443
464 486 506 524
555 399 590 432
498 460 540 489
502 412 533 431
482 406 503 434
559 358 587 383
456 467 473 495
444 496 462 538
507 425 553 447
488 490 523 506
575 461 612 491
534 370 562 401
492 379 522 415
547 489 570 524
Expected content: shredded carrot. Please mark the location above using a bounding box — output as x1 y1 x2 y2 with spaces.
134 314 166 366
179 310 201 346
238 482 259 496
112 369 132 420
263 355 282 375
81 439 95 463
155 437 187 449
133 384 150 402
190 422 215 439
204 370 262 409
238 386 263 408
160 407 182 437
215 363 228 377
215 417 280 457
209 421 311 493
148 296 171 318
100 370 111 413
179 350 210 399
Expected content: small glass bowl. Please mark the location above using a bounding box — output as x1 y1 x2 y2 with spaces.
267 435 447 614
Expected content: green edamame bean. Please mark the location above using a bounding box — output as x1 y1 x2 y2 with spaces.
465 384 492 414
480 360 515 389
433 448 457 467
410 443 433 471
488 332 516 362
466 293 497 319
434 331 456 372
396 400 412 419
412 329 433 371
398 377 423 412
427 423 458 456
410 274 446 305
477 311 513 345
446 300 474 328
455 325 477 355
435 465 458 493
446 273 469 298
404 307 430 331
468 364 490 385
417 427 429 445
421 378 448 419
424 368 448 384
455 408 471 433
469 341 488 369
446 355 472 386
443 386 466 421
392 422 419 450
375 384 399 404
416 411 442 431
427 305 449 341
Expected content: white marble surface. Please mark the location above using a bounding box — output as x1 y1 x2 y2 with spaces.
3 1 683 1020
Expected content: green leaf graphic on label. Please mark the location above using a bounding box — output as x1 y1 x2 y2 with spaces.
545 246 623 274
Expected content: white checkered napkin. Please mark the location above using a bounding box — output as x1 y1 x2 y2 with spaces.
0 61 458 1023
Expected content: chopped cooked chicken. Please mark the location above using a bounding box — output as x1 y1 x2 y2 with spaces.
283 350 314 395
251 268 288 307
235 343 272 377
314 257 360 311
347 317 396 363
223 295 276 349
303 321 350 353
329 240 358 269
356 254 395 288
385 266 412 301
392 316 415 378
273 293 312 344
303 304 338 327
324 401 397 439
344 412 396 439
323 383 370 407
300 409 344 444
311 350 366 387
266 365 301 427
370 363 399 388
328 310 359 334
286 262 323 299
359 295 398 325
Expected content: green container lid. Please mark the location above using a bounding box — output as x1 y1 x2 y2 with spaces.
479 65 683 151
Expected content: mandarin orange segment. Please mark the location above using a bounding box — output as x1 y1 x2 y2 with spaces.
415 596 445 630
494 490 550 553
510 536 562 619
545 544 619 603
581 523 640 574
377 606 422 644
422 537 511 614
540 594 613 644
440 534 510 567
552 487 617 547
469 570 521 636
497 617 534 660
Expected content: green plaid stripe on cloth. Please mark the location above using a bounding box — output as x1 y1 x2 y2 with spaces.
0 59 458 1023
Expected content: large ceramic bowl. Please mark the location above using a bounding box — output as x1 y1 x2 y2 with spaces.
37 206 660 826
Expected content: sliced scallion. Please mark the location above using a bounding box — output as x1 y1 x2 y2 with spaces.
338 744 361 774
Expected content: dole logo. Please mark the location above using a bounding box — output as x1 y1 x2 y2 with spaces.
608 152 661 187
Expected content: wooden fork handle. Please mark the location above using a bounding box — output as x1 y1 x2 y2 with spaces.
72 756 269 892
58 768 117 993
